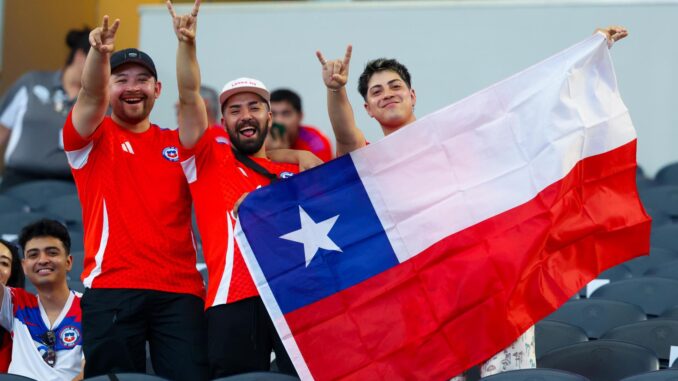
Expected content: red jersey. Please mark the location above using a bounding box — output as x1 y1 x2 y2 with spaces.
62 113 204 298
292 125 333 162
180 126 298 308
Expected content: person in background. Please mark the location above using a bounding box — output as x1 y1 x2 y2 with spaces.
0 220 83 381
0 239 26 372
267 88 333 162
176 85 222 130
0 27 90 190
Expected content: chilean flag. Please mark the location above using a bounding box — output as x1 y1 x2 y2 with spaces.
235 34 651 380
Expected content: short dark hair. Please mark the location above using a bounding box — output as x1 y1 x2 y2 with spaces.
18 219 71 256
65 26 91 67
270 89 302 113
0 239 25 288
358 58 412 100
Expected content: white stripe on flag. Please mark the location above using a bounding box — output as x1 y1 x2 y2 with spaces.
235 219 314 381
352 34 636 263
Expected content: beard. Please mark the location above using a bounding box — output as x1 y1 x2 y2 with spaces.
228 118 269 156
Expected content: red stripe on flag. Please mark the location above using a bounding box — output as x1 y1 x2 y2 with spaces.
283 140 651 380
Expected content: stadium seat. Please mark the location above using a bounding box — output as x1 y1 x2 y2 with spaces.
651 225 678 252
68 279 85 293
44 194 82 230
479 368 590 380
600 319 678 367
69 230 84 252
537 340 659 381
640 185 678 217
577 263 634 298
3 180 77 211
590 277 678 316
0 212 58 235
535 320 588 358
645 259 678 280
620 369 678 380
623 248 678 277
655 162 678 186
0 373 39 380
644 208 672 227
211 372 300 380
84 373 170 380
661 306 678 320
69 250 85 281
545 299 646 339
0 194 27 213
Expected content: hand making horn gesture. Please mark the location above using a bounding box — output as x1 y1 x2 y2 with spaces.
89 15 120 54
316 45 353 91
166 0 201 43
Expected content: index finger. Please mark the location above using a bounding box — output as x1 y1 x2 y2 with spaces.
316 50 327 66
166 0 177 19
343 45 353 67
191 0 201 17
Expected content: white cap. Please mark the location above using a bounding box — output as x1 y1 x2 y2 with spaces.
219 77 270 107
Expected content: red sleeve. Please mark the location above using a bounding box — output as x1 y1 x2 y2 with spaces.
62 111 104 151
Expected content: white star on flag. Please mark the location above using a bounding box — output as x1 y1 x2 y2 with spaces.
279 206 342 267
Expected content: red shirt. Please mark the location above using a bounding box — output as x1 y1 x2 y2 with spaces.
0 330 11 372
62 113 204 298
180 126 298 308
292 125 333 162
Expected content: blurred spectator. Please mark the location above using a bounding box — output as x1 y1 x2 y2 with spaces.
0 27 90 190
0 220 83 380
268 88 333 162
176 85 221 129
0 239 25 372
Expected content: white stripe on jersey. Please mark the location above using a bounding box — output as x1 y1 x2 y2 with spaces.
211 211 235 307
83 200 109 287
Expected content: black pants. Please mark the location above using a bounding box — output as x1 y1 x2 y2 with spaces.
81 288 209 381
206 297 297 378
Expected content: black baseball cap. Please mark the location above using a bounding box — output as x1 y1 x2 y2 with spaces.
110 48 158 79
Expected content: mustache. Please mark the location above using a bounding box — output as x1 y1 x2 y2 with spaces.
237 118 260 129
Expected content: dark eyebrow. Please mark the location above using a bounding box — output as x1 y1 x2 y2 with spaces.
387 79 404 86
368 84 384 92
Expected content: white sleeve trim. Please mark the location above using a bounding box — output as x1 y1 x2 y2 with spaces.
65 140 94 170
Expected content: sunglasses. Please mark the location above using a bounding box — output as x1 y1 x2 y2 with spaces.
41 330 56 367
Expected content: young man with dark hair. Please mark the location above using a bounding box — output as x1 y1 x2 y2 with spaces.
63 13 208 380
268 88 333 162
0 219 83 381
316 26 628 379
167 1 319 377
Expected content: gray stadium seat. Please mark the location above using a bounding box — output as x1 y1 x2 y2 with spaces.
601 319 678 367
545 299 646 339
69 250 85 282
590 277 678 316
620 369 678 381
577 263 634 298
655 162 678 186
84 373 171 380
651 225 678 252
538 340 659 381
623 247 678 277
645 259 678 280
479 368 590 381
211 372 300 381
0 373 39 380
69 231 84 252
640 185 678 217
0 212 58 235
44 194 82 230
4 180 77 211
644 208 672 227
535 320 588 358
0 194 27 213
661 306 678 320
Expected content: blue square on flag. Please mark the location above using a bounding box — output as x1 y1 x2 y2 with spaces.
238 155 399 314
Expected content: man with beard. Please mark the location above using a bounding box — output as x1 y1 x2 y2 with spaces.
167 1 318 377
62 14 208 380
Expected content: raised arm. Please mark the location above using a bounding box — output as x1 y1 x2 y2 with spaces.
316 45 366 157
71 16 120 138
168 0 207 149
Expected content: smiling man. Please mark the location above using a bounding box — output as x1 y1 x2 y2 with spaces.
0 219 83 381
63 15 207 380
